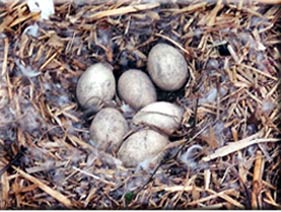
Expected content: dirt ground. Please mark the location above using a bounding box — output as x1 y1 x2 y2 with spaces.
0 0 280 209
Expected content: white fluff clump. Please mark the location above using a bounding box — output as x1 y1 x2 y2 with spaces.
180 144 203 169
51 168 65 187
0 84 9 110
135 154 161 173
43 82 72 107
261 100 275 114
206 59 219 70
15 59 40 78
120 103 136 118
57 95 70 106
199 87 227 104
199 87 217 104
0 106 15 124
239 32 266 52
23 23 39 37
18 103 45 135
124 175 147 191
27 0 54 20
86 153 97 167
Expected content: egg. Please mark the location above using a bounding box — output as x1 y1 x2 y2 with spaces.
132 101 184 135
117 129 169 167
90 107 128 152
118 69 157 110
147 43 189 91
76 63 116 109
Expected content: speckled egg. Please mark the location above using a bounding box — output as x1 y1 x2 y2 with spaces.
76 63 116 109
118 69 157 110
117 129 169 167
147 43 189 91
90 107 128 152
132 101 184 135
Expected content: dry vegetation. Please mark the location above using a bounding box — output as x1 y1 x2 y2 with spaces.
0 0 280 209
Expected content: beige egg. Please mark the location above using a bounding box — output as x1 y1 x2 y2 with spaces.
90 107 128 152
147 43 189 91
117 129 169 167
118 69 157 110
76 63 116 109
132 101 184 135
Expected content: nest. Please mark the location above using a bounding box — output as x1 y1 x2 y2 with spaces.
0 0 280 209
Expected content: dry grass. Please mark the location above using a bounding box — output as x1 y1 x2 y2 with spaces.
0 0 280 209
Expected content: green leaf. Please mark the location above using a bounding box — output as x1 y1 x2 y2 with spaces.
124 191 134 204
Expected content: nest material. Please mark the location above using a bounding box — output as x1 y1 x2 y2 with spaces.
0 0 280 209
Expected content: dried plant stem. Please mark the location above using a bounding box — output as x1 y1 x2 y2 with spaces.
1 38 8 76
13 166 73 208
251 150 264 209
89 3 160 20
202 134 280 162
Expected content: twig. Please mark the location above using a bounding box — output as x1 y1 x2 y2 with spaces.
1 38 8 76
13 166 74 208
155 33 190 55
202 134 280 162
89 3 160 20
251 150 264 209
72 166 115 186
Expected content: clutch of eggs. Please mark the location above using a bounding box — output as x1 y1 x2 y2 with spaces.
76 43 189 168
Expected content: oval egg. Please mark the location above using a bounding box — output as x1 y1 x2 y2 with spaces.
147 43 189 91
118 69 157 110
90 107 128 152
76 63 116 109
132 101 184 135
117 129 169 167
